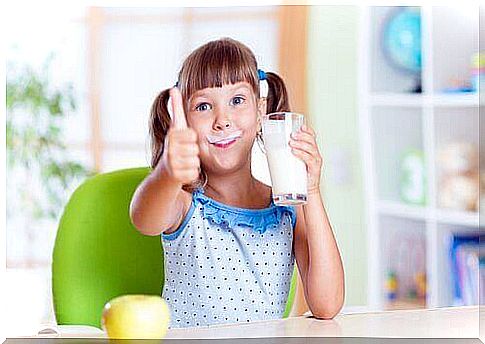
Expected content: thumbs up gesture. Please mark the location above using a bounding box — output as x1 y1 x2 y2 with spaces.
161 87 201 184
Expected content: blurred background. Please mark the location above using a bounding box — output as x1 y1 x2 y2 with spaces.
5 4 483 335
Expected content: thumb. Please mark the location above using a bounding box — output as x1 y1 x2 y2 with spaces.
169 86 188 129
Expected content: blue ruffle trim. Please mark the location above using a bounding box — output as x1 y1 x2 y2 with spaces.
193 187 296 234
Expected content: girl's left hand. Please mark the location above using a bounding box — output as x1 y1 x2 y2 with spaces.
289 124 323 195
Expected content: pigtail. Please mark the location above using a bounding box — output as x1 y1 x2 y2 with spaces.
149 88 172 169
265 72 291 113
256 71 292 150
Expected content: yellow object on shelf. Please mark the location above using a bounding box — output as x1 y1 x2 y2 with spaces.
414 272 427 299
385 271 398 301
472 52 485 69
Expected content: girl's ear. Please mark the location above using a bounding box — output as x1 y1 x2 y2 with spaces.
257 97 267 132
257 96 267 117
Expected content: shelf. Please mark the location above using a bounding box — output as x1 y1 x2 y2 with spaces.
371 108 423 202
377 201 427 221
432 93 479 107
361 5 481 311
377 201 480 227
369 93 425 107
435 208 479 227
367 93 479 108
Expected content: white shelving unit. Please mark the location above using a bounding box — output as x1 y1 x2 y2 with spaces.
358 6 480 311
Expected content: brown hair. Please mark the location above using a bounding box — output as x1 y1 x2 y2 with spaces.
149 37 290 191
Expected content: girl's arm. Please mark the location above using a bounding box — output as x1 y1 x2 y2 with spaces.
293 192 345 319
289 124 345 319
130 163 189 236
130 87 200 236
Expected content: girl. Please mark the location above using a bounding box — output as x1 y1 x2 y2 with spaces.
130 37 344 328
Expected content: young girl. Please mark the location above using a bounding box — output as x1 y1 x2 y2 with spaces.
130 37 344 328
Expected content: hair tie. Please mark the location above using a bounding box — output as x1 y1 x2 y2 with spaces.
174 81 179 88
258 69 269 98
257 69 267 80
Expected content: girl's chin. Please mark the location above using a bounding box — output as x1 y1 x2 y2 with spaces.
202 141 252 172
209 159 244 173
203 155 248 175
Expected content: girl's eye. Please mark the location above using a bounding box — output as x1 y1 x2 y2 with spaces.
231 96 245 106
195 102 211 112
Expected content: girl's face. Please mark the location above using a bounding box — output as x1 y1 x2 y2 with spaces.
186 81 266 175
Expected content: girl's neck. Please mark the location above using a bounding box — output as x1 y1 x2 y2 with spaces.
204 168 271 209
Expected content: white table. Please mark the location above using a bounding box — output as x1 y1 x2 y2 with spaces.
166 306 482 339
14 306 483 341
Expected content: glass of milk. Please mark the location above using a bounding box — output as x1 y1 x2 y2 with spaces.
262 112 307 205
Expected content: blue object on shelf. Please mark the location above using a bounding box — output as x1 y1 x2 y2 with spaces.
449 233 485 306
441 87 476 94
471 74 479 92
382 7 422 75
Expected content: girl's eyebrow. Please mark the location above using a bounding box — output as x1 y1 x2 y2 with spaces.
231 83 251 92
189 93 210 103
233 86 250 93
190 85 251 101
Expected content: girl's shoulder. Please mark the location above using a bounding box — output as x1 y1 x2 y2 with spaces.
191 185 296 234
162 185 297 241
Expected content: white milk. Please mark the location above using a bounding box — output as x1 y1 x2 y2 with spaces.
262 113 308 205
266 147 307 196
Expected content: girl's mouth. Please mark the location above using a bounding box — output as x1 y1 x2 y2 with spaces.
213 138 237 149
207 131 242 149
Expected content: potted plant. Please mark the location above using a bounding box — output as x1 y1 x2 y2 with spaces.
6 56 93 265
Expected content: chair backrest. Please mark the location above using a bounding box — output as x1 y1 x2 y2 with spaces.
52 167 162 328
52 167 297 329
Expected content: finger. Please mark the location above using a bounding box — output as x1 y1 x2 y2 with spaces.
176 144 200 157
169 129 197 143
301 124 316 137
291 147 313 165
171 153 200 167
170 145 199 159
298 124 317 140
177 169 200 182
289 139 319 156
174 157 200 169
292 146 322 166
169 87 188 130
291 131 317 146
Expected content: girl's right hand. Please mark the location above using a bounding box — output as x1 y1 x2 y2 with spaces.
161 87 200 184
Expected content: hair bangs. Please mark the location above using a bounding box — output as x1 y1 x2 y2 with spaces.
179 38 259 101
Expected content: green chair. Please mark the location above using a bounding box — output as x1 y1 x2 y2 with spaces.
52 167 298 329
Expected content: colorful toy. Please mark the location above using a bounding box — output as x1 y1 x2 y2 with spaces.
438 142 479 211
471 52 484 92
414 272 427 299
480 172 485 215
400 149 426 206
385 271 398 301
441 52 484 93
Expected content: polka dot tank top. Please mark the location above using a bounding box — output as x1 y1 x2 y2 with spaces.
161 186 297 329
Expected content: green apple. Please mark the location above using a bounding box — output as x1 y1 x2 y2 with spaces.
101 294 171 339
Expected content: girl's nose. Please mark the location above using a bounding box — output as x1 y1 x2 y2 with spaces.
215 121 231 130
214 113 232 130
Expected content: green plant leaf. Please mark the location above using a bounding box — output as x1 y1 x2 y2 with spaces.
6 56 94 221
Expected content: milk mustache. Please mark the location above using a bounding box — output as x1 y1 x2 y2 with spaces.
262 112 308 205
